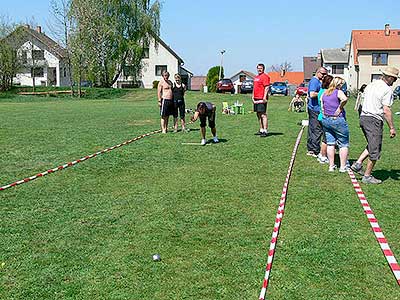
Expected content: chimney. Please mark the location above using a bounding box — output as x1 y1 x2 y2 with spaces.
36 26 42 34
385 24 390 36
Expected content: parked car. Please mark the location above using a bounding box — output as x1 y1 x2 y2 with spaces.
216 78 235 94
296 82 308 96
240 79 253 94
270 81 288 96
393 85 400 100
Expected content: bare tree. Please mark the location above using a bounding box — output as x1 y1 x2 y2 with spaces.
268 61 293 74
48 0 74 95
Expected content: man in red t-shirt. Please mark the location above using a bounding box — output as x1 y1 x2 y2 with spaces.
252 63 271 137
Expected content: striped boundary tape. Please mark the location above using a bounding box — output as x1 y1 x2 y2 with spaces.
347 169 400 286
0 129 162 191
259 126 305 300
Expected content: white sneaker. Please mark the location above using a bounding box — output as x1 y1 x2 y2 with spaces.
339 166 349 173
201 139 207 146
328 165 337 172
213 136 219 143
317 154 329 164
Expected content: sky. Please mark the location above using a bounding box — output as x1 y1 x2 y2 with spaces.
2 0 400 76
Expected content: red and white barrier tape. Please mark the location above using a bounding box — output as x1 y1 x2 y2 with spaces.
0 129 162 191
347 169 400 286
259 126 305 300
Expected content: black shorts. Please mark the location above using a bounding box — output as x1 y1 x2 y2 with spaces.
200 111 216 129
174 99 185 119
254 103 267 113
160 99 175 117
360 115 383 161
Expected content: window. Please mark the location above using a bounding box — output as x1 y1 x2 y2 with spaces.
155 65 167 76
371 74 381 82
32 50 44 60
372 53 388 65
142 47 149 59
31 67 44 77
331 64 344 74
21 51 27 64
123 66 136 77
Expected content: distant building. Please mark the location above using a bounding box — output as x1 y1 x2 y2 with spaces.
190 76 206 91
303 54 322 82
114 35 192 89
348 24 400 90
229 70 256 93
268 71 304 86
7 25 71 87
321 44 350 85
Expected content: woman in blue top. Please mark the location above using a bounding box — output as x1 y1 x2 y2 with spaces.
315 75 333 164
320 77 349 172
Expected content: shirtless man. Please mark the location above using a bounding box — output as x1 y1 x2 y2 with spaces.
157 71 175 133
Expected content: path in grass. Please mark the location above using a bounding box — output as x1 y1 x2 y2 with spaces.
0 89 399 299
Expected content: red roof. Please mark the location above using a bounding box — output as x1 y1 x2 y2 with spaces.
268 72 304 85
352 29 400 65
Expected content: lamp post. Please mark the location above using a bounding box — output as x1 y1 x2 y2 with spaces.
219 49 226 80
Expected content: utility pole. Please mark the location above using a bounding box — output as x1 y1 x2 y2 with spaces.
219 49 225 80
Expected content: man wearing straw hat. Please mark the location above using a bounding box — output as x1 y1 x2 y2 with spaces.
351 66 398 184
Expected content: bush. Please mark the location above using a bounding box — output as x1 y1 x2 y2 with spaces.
206 66 223 93
152 80 159 89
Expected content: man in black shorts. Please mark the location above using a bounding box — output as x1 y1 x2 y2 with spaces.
191 102 219 145
252 64 271 137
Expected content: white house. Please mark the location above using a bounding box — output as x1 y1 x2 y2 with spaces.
320 44 350 85
113 35 192 89
229 70 256 93
9 25 71 87
348 24 400 90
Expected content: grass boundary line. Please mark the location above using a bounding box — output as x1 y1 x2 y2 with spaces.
259 126 305 300
347 169 400 286
0 129 162 192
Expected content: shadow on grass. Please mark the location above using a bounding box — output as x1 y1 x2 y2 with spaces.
267 132 284 136
207 138 228 144
373 169 400 181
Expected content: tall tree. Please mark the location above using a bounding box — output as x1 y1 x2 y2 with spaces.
69 0 161 88
0 15 19 91
206 66 223 93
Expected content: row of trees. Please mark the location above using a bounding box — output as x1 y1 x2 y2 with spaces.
0 0 161 93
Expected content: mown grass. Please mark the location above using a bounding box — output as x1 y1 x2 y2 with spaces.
0 88 399 299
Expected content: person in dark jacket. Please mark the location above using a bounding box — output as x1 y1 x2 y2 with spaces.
191 102 219 145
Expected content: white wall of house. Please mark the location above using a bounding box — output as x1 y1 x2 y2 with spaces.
323 63 350 85
348 46 400 90
140 39 179 89
230 72 254 94
13 40 70 87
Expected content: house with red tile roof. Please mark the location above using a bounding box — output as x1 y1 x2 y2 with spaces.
268 71 304 86
348 24 400 90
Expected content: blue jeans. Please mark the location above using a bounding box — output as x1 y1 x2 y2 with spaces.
321 116 349 148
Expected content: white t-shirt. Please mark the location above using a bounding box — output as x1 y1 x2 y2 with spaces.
361 79 393 121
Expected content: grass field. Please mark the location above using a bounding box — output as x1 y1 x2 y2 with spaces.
0 88 399 299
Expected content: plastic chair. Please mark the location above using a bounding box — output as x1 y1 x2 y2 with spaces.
222 102 231 114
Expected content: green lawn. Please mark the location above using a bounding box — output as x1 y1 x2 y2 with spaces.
0 89 399 299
